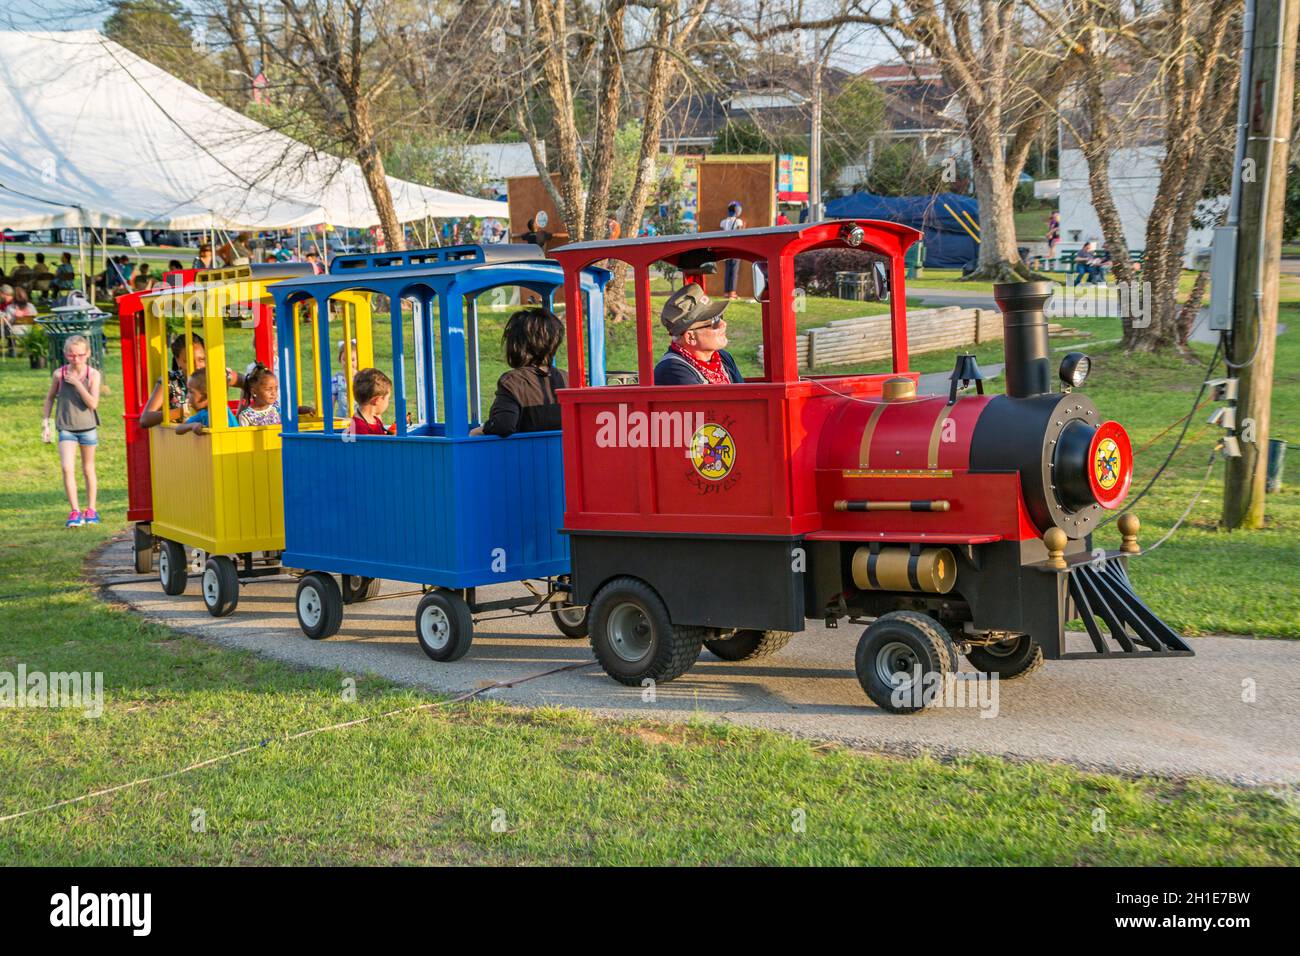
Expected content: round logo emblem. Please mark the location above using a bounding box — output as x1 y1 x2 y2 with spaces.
1094 437 1121 491
690 423 736 481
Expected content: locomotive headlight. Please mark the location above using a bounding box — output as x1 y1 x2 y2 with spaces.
1059 352 1091 389
841 224 865 247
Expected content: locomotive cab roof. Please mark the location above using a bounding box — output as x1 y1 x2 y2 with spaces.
550 218 921 387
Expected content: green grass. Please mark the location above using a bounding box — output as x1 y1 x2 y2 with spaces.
1 295 1297 865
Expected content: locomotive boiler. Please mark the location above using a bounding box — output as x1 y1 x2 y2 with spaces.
808 281 1191 709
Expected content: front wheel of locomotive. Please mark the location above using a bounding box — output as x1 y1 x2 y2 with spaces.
964 633 1044 680
588 577 703 686
854 611 955 714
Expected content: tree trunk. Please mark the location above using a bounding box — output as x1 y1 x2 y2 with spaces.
605 0 710 321
533 0 587 240
966 128 1029 282
349 97 404 252
583 0 626 241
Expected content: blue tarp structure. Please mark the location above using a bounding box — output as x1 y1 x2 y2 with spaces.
824 192 980 269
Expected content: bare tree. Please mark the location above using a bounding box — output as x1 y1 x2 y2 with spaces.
211 0 447 251
743 0 1085 282
508 0 712 314
1063 0 1242 351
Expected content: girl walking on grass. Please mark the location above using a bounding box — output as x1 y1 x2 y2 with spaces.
41 335 102 527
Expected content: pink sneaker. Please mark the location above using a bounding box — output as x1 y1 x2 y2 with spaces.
83 509 101 525
66 510 84 528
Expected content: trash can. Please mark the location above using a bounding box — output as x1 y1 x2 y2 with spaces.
37 307 110 370
1267 438 1286 493
905 240 925 279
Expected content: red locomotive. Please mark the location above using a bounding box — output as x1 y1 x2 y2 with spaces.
551 220 1191 713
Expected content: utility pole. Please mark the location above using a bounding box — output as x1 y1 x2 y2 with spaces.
810 58 823 221
1223 0 1300 529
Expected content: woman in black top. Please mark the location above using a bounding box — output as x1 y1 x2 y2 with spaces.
470 308 568 437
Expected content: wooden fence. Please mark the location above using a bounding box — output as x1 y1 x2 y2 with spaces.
758 306 1069 370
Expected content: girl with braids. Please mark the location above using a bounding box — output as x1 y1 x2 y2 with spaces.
237 362 281 426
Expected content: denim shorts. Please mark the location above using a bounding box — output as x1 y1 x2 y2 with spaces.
58 428 98 446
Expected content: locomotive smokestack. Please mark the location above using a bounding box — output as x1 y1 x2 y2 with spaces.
994 281 1054 398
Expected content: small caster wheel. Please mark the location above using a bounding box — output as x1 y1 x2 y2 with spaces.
588 577 702 686
133 524 154 574
551 603 588 638
964 633 1044 679
341 575 382 604
202 556 240 617
704 628 793 661
854 611 955 713
415 590 474 662
296 573 343 640
158 539 188 596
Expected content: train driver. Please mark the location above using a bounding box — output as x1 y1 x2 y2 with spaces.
652 285 743 386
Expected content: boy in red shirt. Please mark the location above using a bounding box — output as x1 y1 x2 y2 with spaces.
351 367 397 435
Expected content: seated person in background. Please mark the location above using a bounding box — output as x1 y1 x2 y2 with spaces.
1073 241 1106 286
167 259 183 274
54 253 76 293
176 369 238 435
217 232 253 266
9 253 33 290
32 252 53 287
237 362 281 426
470 308 567 437
6 286 39 324
193 244 214 270
351 367 396 435
653 284 743 385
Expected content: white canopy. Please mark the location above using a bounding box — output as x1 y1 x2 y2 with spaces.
0 30 507 230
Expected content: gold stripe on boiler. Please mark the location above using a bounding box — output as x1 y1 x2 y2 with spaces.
841 469 954 478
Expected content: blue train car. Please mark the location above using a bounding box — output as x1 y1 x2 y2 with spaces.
270 243 610 660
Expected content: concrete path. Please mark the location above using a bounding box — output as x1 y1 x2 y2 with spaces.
908 287 998 310
93 537 1300 787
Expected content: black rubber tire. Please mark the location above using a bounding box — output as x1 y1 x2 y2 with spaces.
158 539 188 596
704 629 794 661
415 591 474 662
341 575 382 604
589 577 703 686
201 556 240 617
964 633 1045 680
854 611 955 714
296 573 343 640
133 524 153 574
551 603 589 639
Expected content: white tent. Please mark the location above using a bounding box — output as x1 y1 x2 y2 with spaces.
0 30 506 230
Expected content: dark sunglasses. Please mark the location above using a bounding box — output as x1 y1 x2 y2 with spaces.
689 316 724 332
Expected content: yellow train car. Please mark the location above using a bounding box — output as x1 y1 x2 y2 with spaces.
142 262 375 616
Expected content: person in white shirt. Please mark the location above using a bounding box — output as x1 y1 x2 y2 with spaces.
719 201 744 298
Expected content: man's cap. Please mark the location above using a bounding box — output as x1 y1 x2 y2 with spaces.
660 284 728 336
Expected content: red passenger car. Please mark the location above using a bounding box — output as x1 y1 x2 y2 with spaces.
551 221 1191 713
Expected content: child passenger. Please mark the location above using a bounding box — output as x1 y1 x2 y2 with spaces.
331 338 359 417
176 369 238 435
237 362 281 426
351 367 396 435
470 308 567 437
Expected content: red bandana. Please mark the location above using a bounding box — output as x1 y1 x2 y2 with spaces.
670 341 731 384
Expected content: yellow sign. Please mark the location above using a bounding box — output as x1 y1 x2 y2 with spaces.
691 423 736 481
1094 438 1121 490
778 154 809 198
